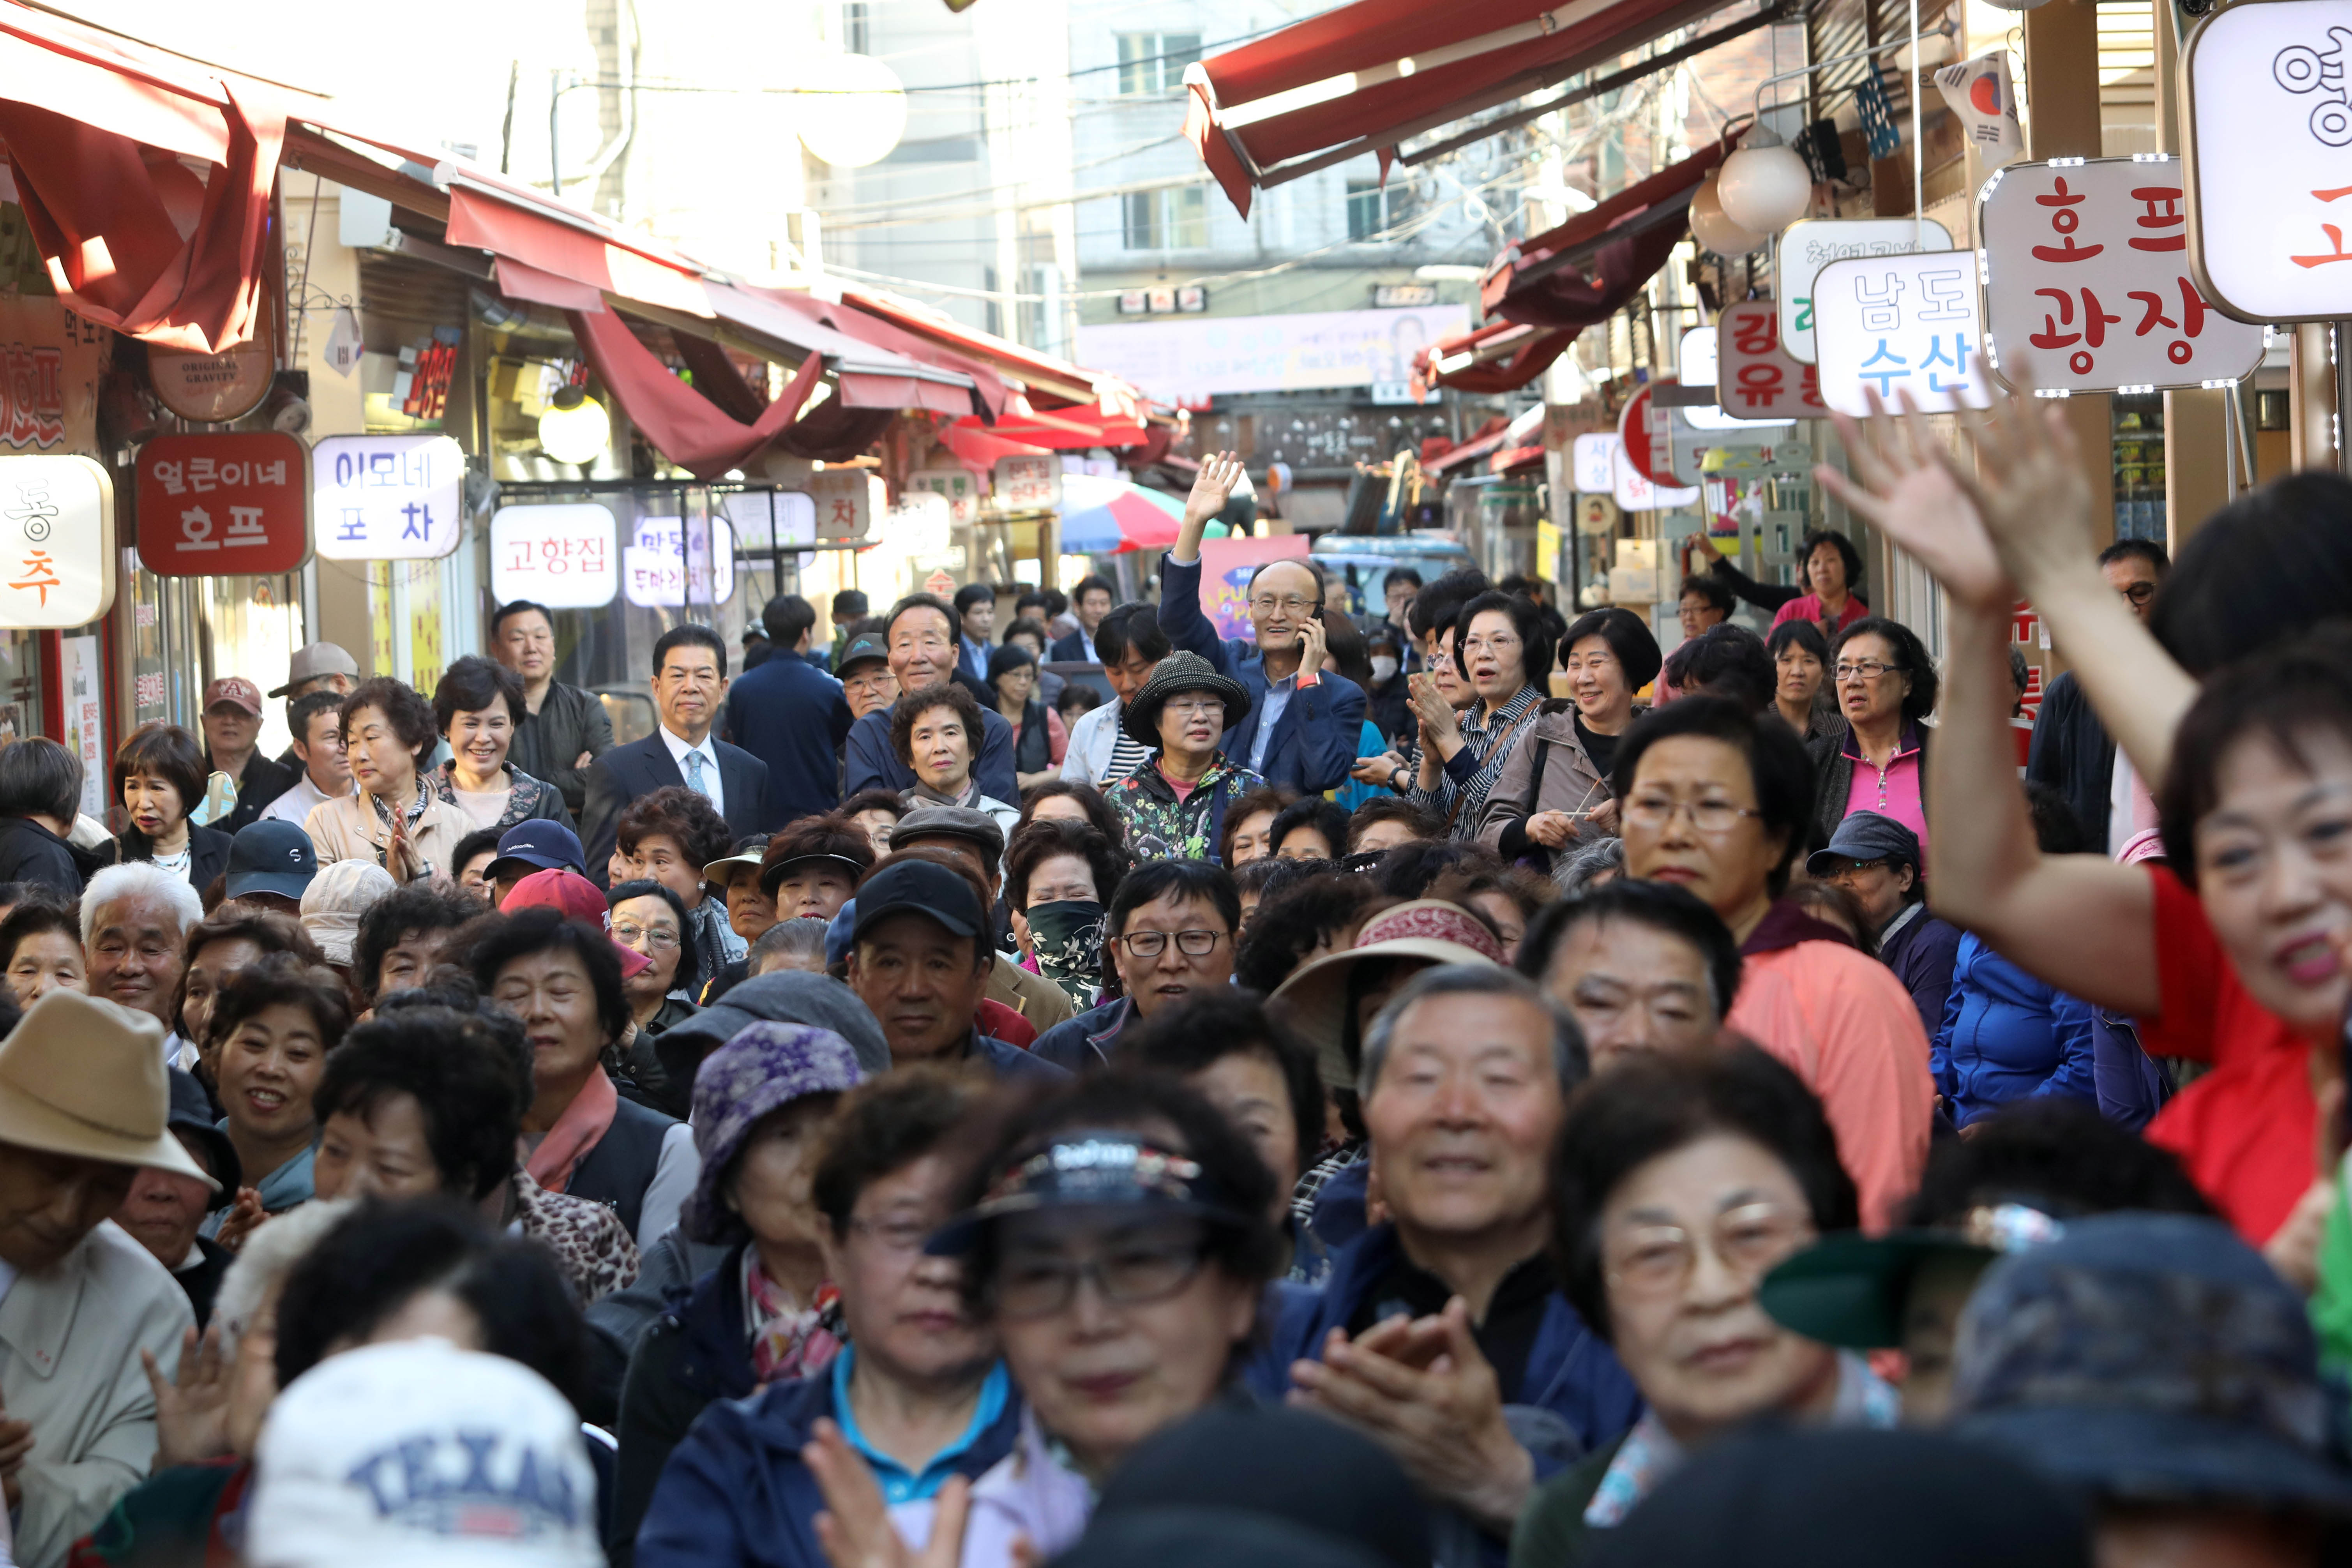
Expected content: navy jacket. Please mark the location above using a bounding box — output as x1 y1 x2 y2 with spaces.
1247 1224 1640 1564
1877 905 1964 1042
635 1358 1022 1568
581 733 771 889
1158 553 1367 794
613 1245 756 1556
2025 671 2117 851
1931 932 2100 1128
843 703 1019 803
1049 629 1095 664
722 649 855 824
1029 996 1137 1072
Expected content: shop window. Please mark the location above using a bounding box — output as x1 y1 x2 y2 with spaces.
1122 186 1207 250
2111 392 2167 544
1116 33 1201 95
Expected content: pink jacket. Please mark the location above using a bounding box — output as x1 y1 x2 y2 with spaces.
1728 936 1936 1233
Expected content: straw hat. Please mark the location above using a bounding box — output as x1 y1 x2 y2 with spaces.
0 991 216 1185
1268 899 1503 1089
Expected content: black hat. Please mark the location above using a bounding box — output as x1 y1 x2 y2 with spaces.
891 805 1006 867
1122 650 1251 748
837 631 888 676
847 858 984 947
1805 810 1923 878
226 820 318 901
167 1067 241 1210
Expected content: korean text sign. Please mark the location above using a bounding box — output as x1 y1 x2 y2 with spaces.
0 456 112 628
625 514 735 608
1711 302 1826 420
1812 252 1995 417
1775 217 1955 364
1197 534 1310 642
1982 156 2264 392
1679 325 1796 430
136 432 309 576
489 504 618 609
312 435 464 561
993 455 1061 514
806 469 880 542
2186 0 2352 321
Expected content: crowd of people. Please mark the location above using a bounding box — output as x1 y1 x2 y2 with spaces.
0 384 2341 1568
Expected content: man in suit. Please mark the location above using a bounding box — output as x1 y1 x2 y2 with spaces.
952 582 997 685
1157 454 1366 795
1049 575 1116 663
723 592 854 824
842 595 1019 801
581 625 770 887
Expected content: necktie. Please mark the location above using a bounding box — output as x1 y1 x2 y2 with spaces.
686 749 713 801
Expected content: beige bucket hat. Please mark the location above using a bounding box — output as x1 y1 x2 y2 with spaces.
0 991 216 1186
1268 899 1504 1089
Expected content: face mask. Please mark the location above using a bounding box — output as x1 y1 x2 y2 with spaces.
1026 900 1107 1007
1369 655 1400 683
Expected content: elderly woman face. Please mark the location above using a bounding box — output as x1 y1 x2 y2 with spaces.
1775 641 1825 713
345 705 420 800
5 929 84 1006
1156 689 1226 764
1807 540 1849 599
1621 735 1785 928
1460 608 1529 704
1027 794 1095 830
996 662 1037 708
1598 1131 1830 1441
122 769 187 842
314 1088 447 1202
490 946 607 1099
184 937 263 1063
611 893 683 1001
1833 632 1911 731
908 703 976 795
1563 635 1633 724
727 1095 837 1252
849 805 901 855
444 703 516 782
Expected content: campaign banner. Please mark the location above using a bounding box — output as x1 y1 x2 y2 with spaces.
1197 534 1311 642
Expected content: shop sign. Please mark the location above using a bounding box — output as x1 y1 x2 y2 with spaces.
2184 0 2352 321
994 454 1061 514
1711 302 1826 420
624 514 735 608
312 435 465 560
0 299 107 456
1573 493 1620 535
906 466 983 526
61 633 105 820
0 455 113 627
1611 438 1697 514
135 432 310 576
807 468 880 543
1981 156 2264 393
489 503 618 609
1570 433 1618 493
1775 217 1955 364
1812 251 1997 417
1679 326 1796 431
148 339 274 424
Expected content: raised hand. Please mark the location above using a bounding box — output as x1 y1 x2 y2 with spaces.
145 1323 233 1468
807 1418 971 1568
214 1187 266 1253
1814 385 2008 613
1941 355 2101 600
1181 451 1248 539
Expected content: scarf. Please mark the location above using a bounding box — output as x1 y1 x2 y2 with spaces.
743 1249 844 1386
1027 900 1106 1007
365 776 433 867
524 1067 620 1194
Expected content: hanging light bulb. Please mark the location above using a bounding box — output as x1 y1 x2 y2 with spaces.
1717 129 1816 235
1689 173 1766 258
537 386 610 464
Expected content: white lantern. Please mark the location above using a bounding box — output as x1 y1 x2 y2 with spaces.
1979 0 2051 11
796 51 908 168
1690 173 1766 258
1718 131 1816 235
537 388 611 465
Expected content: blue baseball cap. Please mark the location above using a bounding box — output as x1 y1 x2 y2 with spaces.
226 819 318 900
488 819 585 879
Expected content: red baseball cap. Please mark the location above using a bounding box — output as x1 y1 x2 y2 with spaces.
204 677 263 716
505 869 653 980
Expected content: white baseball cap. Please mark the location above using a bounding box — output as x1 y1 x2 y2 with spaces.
247 1339 601 1568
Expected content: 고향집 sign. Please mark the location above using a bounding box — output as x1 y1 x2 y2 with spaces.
136 432 310 576
490 503 618 609
311 434 465 561
1812 251 1995 417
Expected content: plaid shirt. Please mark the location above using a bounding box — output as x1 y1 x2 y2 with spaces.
1109 753 1265 863
1406 684 1545 837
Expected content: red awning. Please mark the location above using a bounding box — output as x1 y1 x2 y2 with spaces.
939 420 1052 473
720 285 1007 418
1414 320 1577 397
1484 133 1739 329
1186 0 1730 215
950 405 1150 452
568 308 827 478
447 184 713 319
841 289 1148 418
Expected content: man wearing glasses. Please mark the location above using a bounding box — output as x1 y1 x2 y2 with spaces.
1031 861 1240 1070
2024 539 2168 852
1157 453 1368 793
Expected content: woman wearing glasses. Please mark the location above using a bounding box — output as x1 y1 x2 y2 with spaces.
1477 607 1661 871
607 879 703 1114
1513 1048 1887 1566
1614 696 1935 1231
1398 590 1552 841
1105 652 1263 863
1810 618 1940 848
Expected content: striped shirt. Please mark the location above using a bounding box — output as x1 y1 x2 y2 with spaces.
1407 685 1545 838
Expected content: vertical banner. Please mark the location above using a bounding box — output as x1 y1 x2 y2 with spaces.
61 632 104 820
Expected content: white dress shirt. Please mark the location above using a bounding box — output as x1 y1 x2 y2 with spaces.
660 726 724 816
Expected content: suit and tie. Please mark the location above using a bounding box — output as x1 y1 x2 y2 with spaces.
581 727 770 888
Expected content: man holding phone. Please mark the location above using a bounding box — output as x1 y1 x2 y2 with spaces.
1160 452 1367 794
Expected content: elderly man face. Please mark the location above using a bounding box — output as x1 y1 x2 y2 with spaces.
1537 916 1718 1071
86 893 187 1028
0 1141 138 1272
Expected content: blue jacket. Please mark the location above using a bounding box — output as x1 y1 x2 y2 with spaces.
1029 996 1136 1071
843 703 1019 803
722 649 855 824
1931 933 2100 1128
1877 905 1964 1042
635 1358 1022 1568
1157 553 1367 794
1246 1224 1640 1563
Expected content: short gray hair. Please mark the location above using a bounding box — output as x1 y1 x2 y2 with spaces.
749 916 830 975
1358 964 1590 1100
211 1198 354 1354
1554 835 1625 895
81 862 204 948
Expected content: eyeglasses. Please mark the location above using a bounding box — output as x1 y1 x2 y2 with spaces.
610 924 681 949
1825 859 1890 878
1459 634 1522 657
1115 928 1227 958
994 1238 1208 1319
1603 1201 1813 1298
1833 659 1897 683
1249 594 1318 616
1162 697 1225 719
2118 581 2157 607
1621 795 1764 834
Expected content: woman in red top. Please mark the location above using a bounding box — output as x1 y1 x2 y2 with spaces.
1820 381 2352 1263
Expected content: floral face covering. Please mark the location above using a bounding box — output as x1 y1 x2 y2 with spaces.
1027 900 1106 1007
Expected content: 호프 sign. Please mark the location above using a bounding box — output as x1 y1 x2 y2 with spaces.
135 432 310 576
1775 217 1955 364
311 434 465 561
0 455 113 628
1812 251 1995 416
2185 0 2352 321
490 503 618 609
1713 300 1827 420
1981 155 2264 393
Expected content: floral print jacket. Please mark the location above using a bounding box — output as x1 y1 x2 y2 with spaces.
1108 752 1265 863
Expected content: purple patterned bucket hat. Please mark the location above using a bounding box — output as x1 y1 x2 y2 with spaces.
681 1022 862 1244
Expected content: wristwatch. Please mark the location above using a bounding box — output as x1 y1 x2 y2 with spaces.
1390 764 1408 791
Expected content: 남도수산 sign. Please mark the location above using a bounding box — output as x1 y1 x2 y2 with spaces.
1812 251 1996 417
1775 217 1955 365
